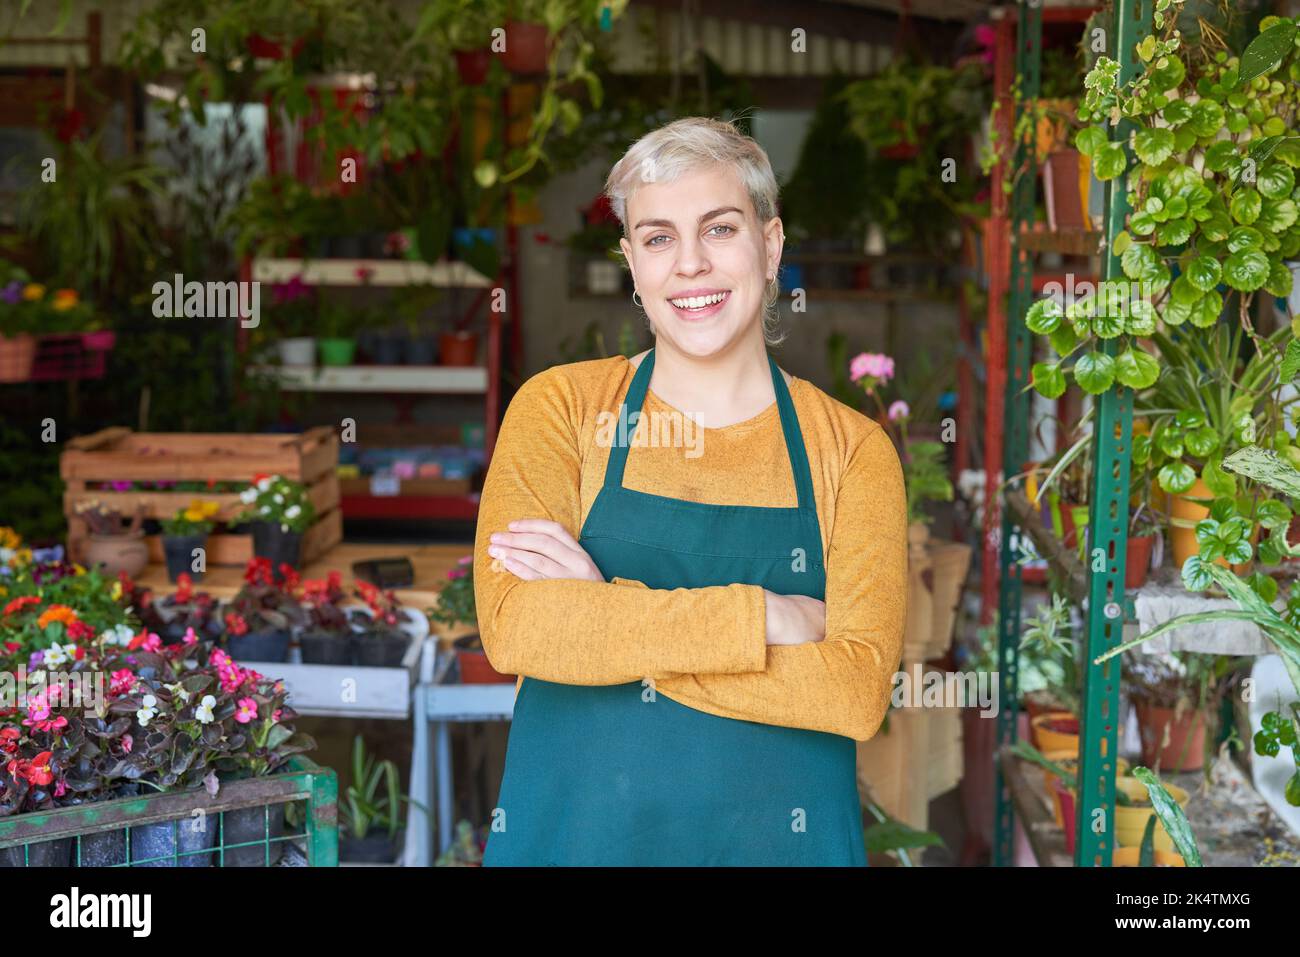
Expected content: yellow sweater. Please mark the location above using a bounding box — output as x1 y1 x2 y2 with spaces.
473 354 908 741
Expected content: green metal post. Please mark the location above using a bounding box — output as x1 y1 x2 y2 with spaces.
307 764 340 866
992 0 1042 867
1076 0 1151 867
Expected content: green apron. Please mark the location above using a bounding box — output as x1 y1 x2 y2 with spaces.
483 348 866 866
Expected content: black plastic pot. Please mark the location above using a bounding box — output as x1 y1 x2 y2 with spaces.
354 629 409 668
226 627 291 663
369 333 404 365
340 829 403 863
249 520 303 573
404 336 436 365
78 829 128 866
299 629 355 665
0 838 72 866
130 817 216 867
162 533 207 583
221 803 286 866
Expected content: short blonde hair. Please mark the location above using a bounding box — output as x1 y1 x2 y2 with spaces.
604 116 785 346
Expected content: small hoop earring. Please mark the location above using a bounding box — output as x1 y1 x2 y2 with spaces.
632 289 643 308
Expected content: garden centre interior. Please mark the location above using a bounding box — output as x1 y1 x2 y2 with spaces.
4 0 1300 870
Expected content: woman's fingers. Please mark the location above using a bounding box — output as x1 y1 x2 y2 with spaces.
492 545 565 580
506 518 586 556
490 529 574 565
488 519 605 583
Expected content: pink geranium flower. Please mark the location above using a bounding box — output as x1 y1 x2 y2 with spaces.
888 400 910 422
234 698 258 724
849 352 895 385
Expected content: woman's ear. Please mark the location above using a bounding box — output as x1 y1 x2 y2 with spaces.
764 217 785 280
620 235 637 287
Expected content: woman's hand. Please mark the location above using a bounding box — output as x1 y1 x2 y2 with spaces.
488 519 606 583
763 592 826 646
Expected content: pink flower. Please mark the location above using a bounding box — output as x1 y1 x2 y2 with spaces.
121 734 133 754
141 633 162 653
208 649 232 669
447 566 467 580
888 400 910 422
53 778 66 798
219 664 246 694
110 669 136 697
182 626 198 646
849 352 895 385
272 708 283 723
234 698 258 724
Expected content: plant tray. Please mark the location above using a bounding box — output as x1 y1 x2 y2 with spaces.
61 427 341 567
30 331 116 382
0 756 337 867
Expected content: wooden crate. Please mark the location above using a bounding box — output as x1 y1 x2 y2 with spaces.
61 427 341 567
856 695 964 832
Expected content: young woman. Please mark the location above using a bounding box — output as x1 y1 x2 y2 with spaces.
475 116 907 866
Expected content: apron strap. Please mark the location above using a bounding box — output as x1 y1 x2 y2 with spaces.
604 348 817 512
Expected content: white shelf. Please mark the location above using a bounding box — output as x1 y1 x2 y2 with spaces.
252 364 489 394
252 257 494 288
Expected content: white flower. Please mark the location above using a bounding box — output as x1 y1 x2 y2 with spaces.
240 488 258 504
99 623 134 647
260 505 272 515
273 493 284 504
284 504 301 520
0 548 13 564
137 694 159 726
195 694 217 724
280 523 290 533
165 682 190 704
257 476 274 492
43 644 68 666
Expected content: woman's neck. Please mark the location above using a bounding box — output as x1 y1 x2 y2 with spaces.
630 337 789 430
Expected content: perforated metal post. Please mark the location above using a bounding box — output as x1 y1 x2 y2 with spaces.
1075 0 1150 868
992 0 1042 868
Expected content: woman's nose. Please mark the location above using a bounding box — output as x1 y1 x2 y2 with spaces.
674 236 709 276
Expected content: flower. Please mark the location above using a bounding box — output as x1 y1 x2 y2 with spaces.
136 694 159 726
26 751 53 786
849 352 895 385
109 669 136 697
224 612 249 636
256 475 274 492
165 682 190 704
51 289 79 311
100 623 134 647
284 504 301 520
194 695 217 724
41 644 69 667
182 626 199 646
3 595 40 617
209 648 232 669
234 697 258 724
21 283 45 301
239 487 258 504
888 400 911 422
0 281 22 305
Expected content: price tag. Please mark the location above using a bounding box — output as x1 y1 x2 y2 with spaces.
370 474 400 497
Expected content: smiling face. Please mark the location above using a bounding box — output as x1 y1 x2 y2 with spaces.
620 164 783 360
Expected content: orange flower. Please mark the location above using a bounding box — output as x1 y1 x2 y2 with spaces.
36 604 79 630
51 289 79 312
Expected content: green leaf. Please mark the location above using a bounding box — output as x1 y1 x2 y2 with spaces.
1130 211 1158 236
1204 140 1239 172
1185 425 1220 458
1159 460 1197 493
1113 230 1133 255
1230 188 1263 225
1281 339 1300 384
1170 274 1204 305
1227 226 1265 252
1258 198 1299 232
1049 323 1079 356
1257 498 1293 529
1188 290 1224 328
1202 456 1237 498
1181 554 1213 590
1126 299 1157 336
1265 259 1295 298
1073 350 1116 394
1223 249 1271 291
1222 445 1300 497
1238 20 1298 85
1188 100 1226 138
1074 126 1108 157
1092 309 1125 339
1025 298 1065 334
1093 142 1128 180
1134 127 1176 166
1130 767 1203 866
1259 163 1296 200
1162 100 1193 126
1114 348 1161 388
1031 362 1067 399
1157 218 1193 247
1184 255 1222 291
1122 243 1158 280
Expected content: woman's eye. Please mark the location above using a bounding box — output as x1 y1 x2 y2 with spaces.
707 224 735 237
646 235 670 247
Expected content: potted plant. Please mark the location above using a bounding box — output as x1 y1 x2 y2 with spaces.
268 274 317 366
339 734 408 863
222 558 307 663
0 266 41 384
317 302 360 366
1124 651 1220 773
236 473 316 575
159 499 219 584
150 573 223 645
352 580 412 668
1017 593 1082 744
431 556 512 683
73 500 148 578
299 571 354 665
501 0 552 75
434 819 486 866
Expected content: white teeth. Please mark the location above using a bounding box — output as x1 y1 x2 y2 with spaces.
670 292 726 309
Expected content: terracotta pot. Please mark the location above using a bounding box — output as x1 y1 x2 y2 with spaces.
0 333 37 383
83 532 148 578
455 47 491 85
1031 711 1079 754
1125 534 1155 589
1114 775 1190 851
439 331 478 366
457 648 515 684
502 21 550 74
1135 702 1207 772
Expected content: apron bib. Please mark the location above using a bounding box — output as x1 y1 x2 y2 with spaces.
483 349 866 866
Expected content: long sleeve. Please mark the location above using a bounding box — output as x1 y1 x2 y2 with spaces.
473 368 769 685
651 426 908 741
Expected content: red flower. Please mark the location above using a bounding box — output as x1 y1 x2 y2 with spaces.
175 572 194 603
26 751 53 786
0 728 19 754
3 642 21 654
224 612 249 637
66 620 94 642
243 557 274 587
2 596 40 617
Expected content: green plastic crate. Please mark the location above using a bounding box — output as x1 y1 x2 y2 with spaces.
0 756 337 867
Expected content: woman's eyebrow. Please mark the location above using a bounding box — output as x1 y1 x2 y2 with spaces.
633 206 744 230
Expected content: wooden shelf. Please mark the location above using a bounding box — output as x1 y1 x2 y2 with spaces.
251 257 493 288
1004 488 1089 606
251 364 489 394
1017 229 1103 257
997 745 1073 867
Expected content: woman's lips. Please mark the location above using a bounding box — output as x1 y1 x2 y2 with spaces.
667 290 730 320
